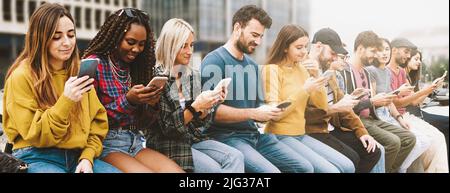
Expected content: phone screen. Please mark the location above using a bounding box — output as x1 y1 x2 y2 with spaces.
78 59 99 79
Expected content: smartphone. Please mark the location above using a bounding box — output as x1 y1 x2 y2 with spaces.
321 71 334 80
147 76 168 88
433 71 448 85
214 78 232 91
389 90 400 95
354 92 368 100
277 101 292 109
78 59 99 79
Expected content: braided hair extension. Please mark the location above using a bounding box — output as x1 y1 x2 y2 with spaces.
82 8 155 86
82 8 156 129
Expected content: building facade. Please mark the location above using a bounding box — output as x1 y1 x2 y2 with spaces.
0 0 141 87
141 0 311 65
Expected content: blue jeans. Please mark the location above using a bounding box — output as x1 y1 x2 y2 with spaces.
278 135 354 173
370 144 386 173
212 132 313 173
12 147 121 173
100 129 145 159
191 140 244 173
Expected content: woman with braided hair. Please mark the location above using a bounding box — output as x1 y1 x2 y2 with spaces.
83 8 184 173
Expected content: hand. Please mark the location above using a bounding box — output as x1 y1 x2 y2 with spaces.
397 117 411 130
64 76 94 102
126 84 163 105
370 93 396 107
191 90 223 111
351 88 370 99
303 77 328 93
215 85 229 104
301 59 320 78
359 135 377 153
396 83 415 96
330 95 359 113
251 105 283 122
146 85 164 106
75 159 93 173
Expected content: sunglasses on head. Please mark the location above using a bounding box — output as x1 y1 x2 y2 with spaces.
118 8 149 19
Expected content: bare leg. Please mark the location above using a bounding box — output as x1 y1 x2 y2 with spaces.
135 148 185 173
102 152 154 173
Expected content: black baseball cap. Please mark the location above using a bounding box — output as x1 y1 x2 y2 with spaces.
312 28 348 55
391 38 417 49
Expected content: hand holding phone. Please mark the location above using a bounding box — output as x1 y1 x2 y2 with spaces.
214 78 232 92
389 90 401 96
433 71 447 85
276 101 292 109
147 76 168 89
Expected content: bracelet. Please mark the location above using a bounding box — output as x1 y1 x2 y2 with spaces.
186 104 202 120
396 114 403 120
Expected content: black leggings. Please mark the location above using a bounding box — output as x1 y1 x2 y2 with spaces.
310 131 381 173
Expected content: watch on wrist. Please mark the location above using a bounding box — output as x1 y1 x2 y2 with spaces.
186 104 202 119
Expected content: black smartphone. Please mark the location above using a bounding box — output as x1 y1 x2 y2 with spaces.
78 59 99 79
277 101 292 109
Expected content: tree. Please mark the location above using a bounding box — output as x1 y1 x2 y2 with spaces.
427 56 449 82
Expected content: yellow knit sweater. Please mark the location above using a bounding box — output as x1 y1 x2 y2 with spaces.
262 63 327 136
2 63 108 164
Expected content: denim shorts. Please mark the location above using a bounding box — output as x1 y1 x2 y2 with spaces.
100 129 145 159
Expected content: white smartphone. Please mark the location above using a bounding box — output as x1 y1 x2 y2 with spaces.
433 71 447 85
147 76 168 88
214 78 232 91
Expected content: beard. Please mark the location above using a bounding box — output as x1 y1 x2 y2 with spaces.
361 56 373 67
396 57 408 68
236 32 257 54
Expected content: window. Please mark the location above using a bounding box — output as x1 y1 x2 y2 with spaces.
85 8 92 29
114 0 119 6
75 7 81 28
105 11 111 21
131 0 136 8
16 0 25 22
95 9 102 29
28 1 37 19
3 0 11 21
123 0 128 7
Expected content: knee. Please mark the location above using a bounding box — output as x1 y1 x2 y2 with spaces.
401 132 417 149
339 159 356 173
226 148 245 164
385 136 401 153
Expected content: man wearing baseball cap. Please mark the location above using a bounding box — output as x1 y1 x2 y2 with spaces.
305 28 383 173
310 28 349 71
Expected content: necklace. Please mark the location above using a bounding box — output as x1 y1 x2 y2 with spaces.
108 55 131 89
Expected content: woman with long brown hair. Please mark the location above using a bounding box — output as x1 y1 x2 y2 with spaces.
2 3 120 173
83 8 183 173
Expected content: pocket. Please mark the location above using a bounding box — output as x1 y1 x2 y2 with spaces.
12 146 34 159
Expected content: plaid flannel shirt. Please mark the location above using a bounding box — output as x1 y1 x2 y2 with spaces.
146 65 211 172
88 54 158 131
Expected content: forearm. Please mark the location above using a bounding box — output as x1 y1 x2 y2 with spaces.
393 88 432 108
214 104 254 123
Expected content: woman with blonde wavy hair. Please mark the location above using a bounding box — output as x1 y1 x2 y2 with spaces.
146 18 244 173
2 3 120 173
